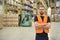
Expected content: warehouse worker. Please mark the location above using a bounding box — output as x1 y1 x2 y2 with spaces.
34 6 51 40
18 14 21 26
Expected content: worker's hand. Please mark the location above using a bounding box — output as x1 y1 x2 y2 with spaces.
34 22 40 27
44 23 51 30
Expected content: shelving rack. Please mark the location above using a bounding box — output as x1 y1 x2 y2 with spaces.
2 0 34 27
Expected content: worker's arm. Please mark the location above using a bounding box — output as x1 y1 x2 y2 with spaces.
44 23 51 29
34 22 45 27
34 22 45 30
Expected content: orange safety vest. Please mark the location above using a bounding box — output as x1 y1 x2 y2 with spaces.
35 14 49 34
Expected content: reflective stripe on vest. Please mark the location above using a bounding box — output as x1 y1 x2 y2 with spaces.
35 14 49 33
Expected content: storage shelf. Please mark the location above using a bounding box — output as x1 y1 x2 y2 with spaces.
16 1 33 8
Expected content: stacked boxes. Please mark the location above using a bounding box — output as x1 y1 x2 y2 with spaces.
3 14 18 27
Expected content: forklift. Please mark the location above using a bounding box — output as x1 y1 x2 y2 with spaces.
18 12 32 27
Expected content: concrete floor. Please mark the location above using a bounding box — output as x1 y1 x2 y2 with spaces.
0 22 60 40
50 22 60 40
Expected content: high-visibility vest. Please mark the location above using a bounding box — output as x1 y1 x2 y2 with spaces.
35 14 49 33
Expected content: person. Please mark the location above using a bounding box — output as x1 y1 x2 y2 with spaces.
22 15 29 23
34 6 51 40
18 14 21 26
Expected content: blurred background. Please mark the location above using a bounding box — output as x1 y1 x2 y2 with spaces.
0 0 60 40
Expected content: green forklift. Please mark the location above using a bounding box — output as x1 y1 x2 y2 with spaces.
18 13 32 27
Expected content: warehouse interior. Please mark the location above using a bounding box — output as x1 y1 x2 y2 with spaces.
0 0 60 40
0 0 60 27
